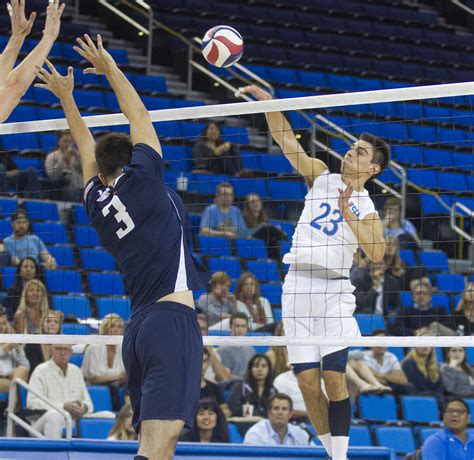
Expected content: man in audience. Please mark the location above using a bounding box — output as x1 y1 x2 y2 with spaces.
27 344 93 439
0 152 41 198
3 209 57 269
244 393 310 446
200 182 249 239
363 330 410 394
273 368 309 422
217 312 256 380
390 277 452 336
422 398 474 458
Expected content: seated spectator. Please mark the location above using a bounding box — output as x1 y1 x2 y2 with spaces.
200 182 249 239
243 394 310 446
217 312 256 380
27 344 93 439
452 283 474 335
107 403 137 441
350 252 402 315
0 152 40 198
401 341 444 403
266 323 289 379
3 209 57 269
192 121 241 176
13 279 50 334
273 370 308 422
390 278 452 336
44 130 83 202
227 354 277 417
24 310 63 373
180 398 230 443
200 348 231 418
198 272 237 328
0 307 29 393
82 314 126 411
242 193 287 261
235 273 273 331
441 347 474 398
422 398 474 459
363 330 410 394
6 257 43 319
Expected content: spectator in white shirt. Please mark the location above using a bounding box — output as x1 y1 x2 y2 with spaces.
244 393 310 446
27 344 93 439
273 369 308 422
363 329 410 394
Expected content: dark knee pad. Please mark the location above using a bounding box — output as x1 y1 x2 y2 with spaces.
322 348 349 373
134 456 149 460
292 362 320 375
328 398 351 437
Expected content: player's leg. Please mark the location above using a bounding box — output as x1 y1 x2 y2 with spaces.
138 419 184 460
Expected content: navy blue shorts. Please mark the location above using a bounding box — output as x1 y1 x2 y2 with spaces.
122 301 203 433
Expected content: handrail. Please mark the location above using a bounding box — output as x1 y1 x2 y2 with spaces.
6 378 73 439
450 0 474 14
450 202 473 241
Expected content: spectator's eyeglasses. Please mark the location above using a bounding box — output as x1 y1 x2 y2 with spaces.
445 409 468 415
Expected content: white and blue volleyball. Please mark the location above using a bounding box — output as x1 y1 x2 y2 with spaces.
201 25 244 68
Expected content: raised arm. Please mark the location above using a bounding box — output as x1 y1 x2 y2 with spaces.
74 34 162 156
35 61 98 185
0 0 64 123
240 85 327 185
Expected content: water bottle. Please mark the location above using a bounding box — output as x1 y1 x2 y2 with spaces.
457 324 465 336
176 172 188 191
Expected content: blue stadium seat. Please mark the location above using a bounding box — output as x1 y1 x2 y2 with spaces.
228 423 243 443
88 273 125 296
1 267 16 289
70 353 84 368
349 425 372 446
46 270 82 293
182 122 206 140
240 152 260 170
465 399 474 424
358 394 397 422
327 74 357 91
207 257 242 279
399 249 416 266
355 315 386 336
298 70 327 87
270 220 295 239
74 90 106 109
409 125 437 143
431 293 451 314
13 157 43 176
419 427 442 445
153 121 183 139
132 74 167 93
0 219 11 240
80 248 116 271
259 154 293 174
452 153 472 170
268 181 306 200
108 49 128 65
268 68 299 84
421 194 451 215
375 426 415 455
423 149 453 168
221 127 250 145
23 201 59 222
72 205 89 225
259 283 282 306
87 386 113 411
52 295 91 319
435 274 465 293
198 236 232 257
62 323 89 335
142 96 174 110
400 292 413 308
7 106 37 123
0 199 18 218
401 396 440 423
419 250 449 272
79 418 115 439
438 172 468 192
407 169 438 189
47 246 75 268
1 134 39 150
74 226 101 247
162 145 192 172
235 239 267 260
96 297 131 320
246 261 280 282
32 222 68 244
232 178 268 199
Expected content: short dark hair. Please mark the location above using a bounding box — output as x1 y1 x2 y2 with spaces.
372 329 386 337
268 393 293 412
443 397 470 415
360 132 390 180
216 182 233 194
95 133 133 177
12 208 28 222
230 312 249 327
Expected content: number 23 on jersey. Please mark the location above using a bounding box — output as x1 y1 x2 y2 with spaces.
310 203 343 236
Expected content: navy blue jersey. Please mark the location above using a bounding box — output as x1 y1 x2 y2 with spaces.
84 143 201 313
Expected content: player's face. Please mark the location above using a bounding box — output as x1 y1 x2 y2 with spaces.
43 315 61 334
196 408 217 431
231 318 248 337
411 281 432 307
443 401 470 434
251 357 269 380
268 399 291 427
12 216 29 236
20 259 36 281
342 140 377 177
26 284 43 306
0 316 9 334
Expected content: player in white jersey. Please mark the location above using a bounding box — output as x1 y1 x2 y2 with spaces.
241 85 389 460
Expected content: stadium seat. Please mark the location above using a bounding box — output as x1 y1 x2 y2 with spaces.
401 396 440 423
259 283 282 306
355 315 386 336
24 201 59 222
407 169 438 189
438 172 468 192
231 178 268 199
431 293 451 314
235 239 267 260
419 427 442 444
162 145 192 172
189 173 228 196
74 226 101 247
375 426 416 455
228 423 243 443
464 399 474 424
349 425 372 446
88 273 125 296
221 127 250 145
69 353 84 368
207 257 242 279
268 180 306 200
399 249 416 266
80 248 116 271
421 194 451 215
246 261 280 282
419 250 449 272
198 236 232 257
87 386 113 412
1 266 16 289
400 292 413 308
358 394 398 422
72 205 89 225
47 246 75 268
0 219 12 240
96 297 131 320
62 323 89 335
46 270 82 293
0 199 17 218
132 74 167 93
52 295 91 319
259 154 293 174
79 418 115 439
240 152 261 170
435 273 465 292
32 222 68 244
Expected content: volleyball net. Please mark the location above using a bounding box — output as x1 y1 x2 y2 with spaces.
0 80 472 349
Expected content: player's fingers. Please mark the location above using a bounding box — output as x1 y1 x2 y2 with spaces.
97 34 103 50
58 3 65 16
67 66 74 80
73 45 88 60
83 67 96 74
84 34 97 51
75 37 90 53
44 58 58 75
35 72 49 84
6 3 12 17
33 83 48 90
27 11 36 25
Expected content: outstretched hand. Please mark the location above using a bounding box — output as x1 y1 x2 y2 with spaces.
338 182 354 218
73 34 116 75
237 84 273 101
43 0 65 40
8 0 36 38
35 59 74 100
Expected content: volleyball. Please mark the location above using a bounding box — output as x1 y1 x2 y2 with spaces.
201 25 244 68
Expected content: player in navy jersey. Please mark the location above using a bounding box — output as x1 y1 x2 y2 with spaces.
35 35 203 460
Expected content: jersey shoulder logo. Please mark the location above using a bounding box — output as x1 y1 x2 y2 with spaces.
349 201 361 217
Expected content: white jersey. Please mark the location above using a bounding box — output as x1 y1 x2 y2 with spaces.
283 171 377 277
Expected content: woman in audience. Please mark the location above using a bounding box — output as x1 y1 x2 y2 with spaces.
235 272 273 332
266 323 289 379
227 354 277 417
453 283 474 335
6 257 43 319
0 307 29 392
198 272 237 329
44 130 83 202
192 121 241 176
441 347 474 398
82 314 126 410
13 279 50 334
107 404 137 441
181 398 230 443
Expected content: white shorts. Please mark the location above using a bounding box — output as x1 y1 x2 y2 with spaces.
282 266 360 365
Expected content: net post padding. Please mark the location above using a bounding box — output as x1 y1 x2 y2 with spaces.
2 334 474 347
0 82 472 135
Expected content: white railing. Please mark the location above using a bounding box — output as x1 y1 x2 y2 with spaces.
451 202 474 241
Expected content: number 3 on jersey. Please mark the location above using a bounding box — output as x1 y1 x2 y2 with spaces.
311 203 343 236
102 195 135 239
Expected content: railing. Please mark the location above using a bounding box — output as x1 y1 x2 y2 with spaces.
451 202 474 241
450 0 474 14
6 378 73 439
